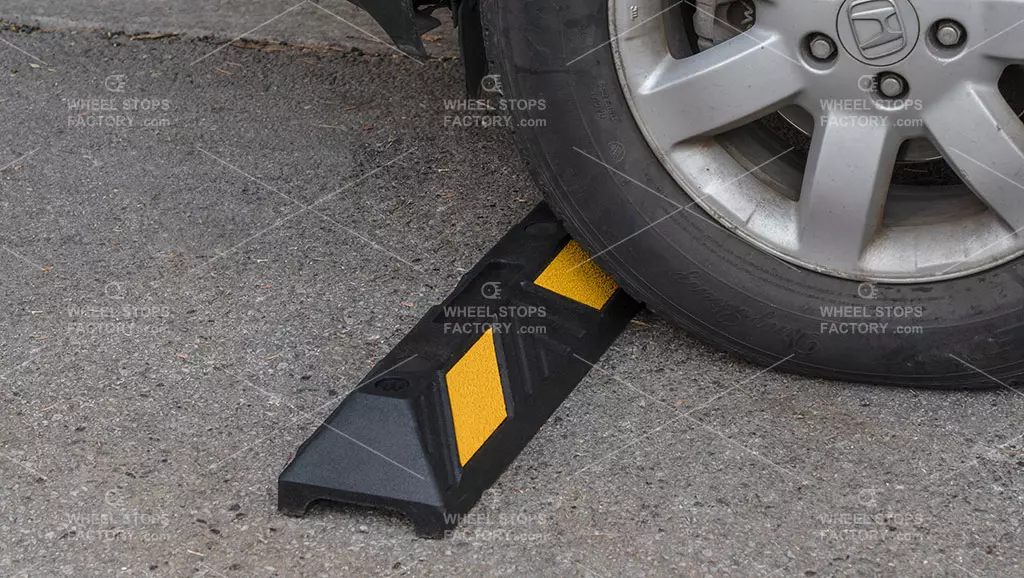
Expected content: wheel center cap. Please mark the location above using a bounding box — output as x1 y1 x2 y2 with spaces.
836 0 920 66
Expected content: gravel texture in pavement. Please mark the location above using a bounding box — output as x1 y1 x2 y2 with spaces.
0 13 1022 578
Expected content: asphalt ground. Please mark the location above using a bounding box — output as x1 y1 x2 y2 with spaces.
0 4 1023 578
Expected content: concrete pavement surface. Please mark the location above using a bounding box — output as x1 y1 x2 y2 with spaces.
1 3 1023 577
0 0 458 57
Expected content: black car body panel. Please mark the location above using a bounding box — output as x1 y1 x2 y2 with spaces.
352 0 428 57
354 0 487 94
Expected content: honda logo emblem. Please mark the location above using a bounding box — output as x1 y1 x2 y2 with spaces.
847 0 907 60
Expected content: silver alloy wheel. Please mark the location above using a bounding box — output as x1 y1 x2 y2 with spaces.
611 0 1024 282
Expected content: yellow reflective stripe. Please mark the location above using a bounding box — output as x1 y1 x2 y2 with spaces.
533 240 618 310
445 329 507 466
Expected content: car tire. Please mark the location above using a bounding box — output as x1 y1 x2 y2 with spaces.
480 0 1024 387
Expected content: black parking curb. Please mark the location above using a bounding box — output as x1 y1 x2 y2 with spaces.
278 203 642 537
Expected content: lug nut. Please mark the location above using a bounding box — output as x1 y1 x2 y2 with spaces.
878 73 907 98
808 34 837 62
935 20 965 47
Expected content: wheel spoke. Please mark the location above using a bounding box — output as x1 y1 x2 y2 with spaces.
633 30 805 144
798 115 901 272
977 2 1024 62
926 82 1024 230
